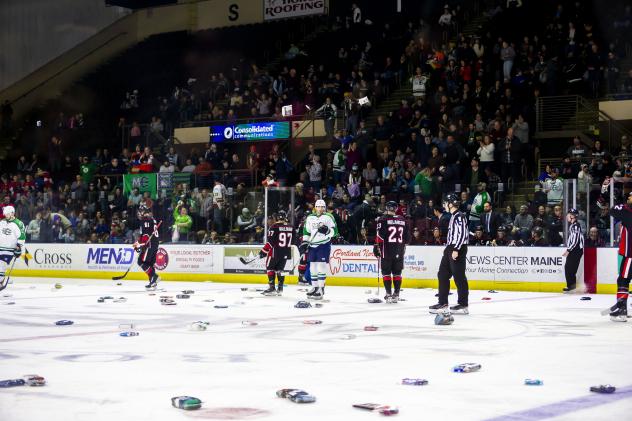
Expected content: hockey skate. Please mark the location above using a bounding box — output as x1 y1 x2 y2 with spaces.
276 283 284 296
384 294 398 304
429 303 448 314
306 287 318 298
310 287 323 300
262 285 278 296
145 274 159 290
563 284 577 293
609 301 628 322
450 304 469 315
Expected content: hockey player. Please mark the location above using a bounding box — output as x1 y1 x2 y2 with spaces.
300 199 338 300
0 206 25 291
296 252 310 286
599 179 632 321
430 193 470 314
562 208 584 293
296 219 311 286
133 204 160 290
374 201 409 302
259 211 293 296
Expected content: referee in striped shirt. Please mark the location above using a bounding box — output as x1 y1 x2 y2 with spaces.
430 193 470 314
562 208 584 292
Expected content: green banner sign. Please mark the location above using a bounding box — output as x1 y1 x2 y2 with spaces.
123 173 157 199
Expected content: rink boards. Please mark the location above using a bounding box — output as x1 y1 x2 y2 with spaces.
9 244 620 293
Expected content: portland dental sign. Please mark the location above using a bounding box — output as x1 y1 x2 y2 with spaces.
209 121 290 142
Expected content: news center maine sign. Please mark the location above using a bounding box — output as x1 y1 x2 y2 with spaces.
209 121 290 142
263 0 326 21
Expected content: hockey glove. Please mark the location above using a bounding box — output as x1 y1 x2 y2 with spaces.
13 244 21 258
317 224 330 235
259 250 267 259
596 197 606 210
133 242 144 253
373 244 381 258
298 242 309 255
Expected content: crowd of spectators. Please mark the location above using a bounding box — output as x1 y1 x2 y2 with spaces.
2 1 630 248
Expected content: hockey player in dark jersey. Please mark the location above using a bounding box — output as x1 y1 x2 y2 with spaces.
296 252 310 285
133 204 160 290
296 218 311 286
259 211 293 296
599 178 632 321
374 201 409 303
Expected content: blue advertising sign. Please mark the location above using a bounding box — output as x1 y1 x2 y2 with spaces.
209 121 290 142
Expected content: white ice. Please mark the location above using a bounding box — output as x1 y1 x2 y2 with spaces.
1 277 631 421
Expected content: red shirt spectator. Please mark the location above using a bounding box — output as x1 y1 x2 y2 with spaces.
8 176 22 197
22 175 35 193
0 196 14 220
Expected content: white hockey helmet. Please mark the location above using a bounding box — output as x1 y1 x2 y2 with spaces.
3 205 15 219
315 199 326 212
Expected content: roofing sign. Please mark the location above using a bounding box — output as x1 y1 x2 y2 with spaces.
263 0 326 21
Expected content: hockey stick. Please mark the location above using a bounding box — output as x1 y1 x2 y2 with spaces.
239 255 258 265
112 221 162 280
0 256 18 292
368 246 383 303
376 251 381 297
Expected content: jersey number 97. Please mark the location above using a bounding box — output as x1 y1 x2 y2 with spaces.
278 232 292 247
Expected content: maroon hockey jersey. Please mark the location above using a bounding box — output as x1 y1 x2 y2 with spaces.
376 214 409 258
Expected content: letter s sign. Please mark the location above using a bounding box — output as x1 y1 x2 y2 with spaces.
228 4 239 21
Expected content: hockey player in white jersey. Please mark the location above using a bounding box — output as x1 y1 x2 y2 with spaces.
300 199 338 300
0 206 25 291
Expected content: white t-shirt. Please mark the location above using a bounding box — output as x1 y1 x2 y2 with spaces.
477 143 495 162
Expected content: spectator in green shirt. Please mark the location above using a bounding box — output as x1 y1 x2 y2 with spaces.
414 167 433 199
80 156 97 184
172 201 193 242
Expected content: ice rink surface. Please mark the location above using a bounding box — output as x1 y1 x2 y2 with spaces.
1 277 631 421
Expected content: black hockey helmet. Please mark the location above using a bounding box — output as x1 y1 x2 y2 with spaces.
275 210 288 221
532 226 544 237
497 225 507 233
474 225 483 232
138 203 151 217
567 208 579 216
385 201 398 212
443 193 460 207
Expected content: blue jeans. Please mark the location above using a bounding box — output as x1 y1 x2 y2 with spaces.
503 60 513 80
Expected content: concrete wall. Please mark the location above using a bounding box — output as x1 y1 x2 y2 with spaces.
0 0 129 91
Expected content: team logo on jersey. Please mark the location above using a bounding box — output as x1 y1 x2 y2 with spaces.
2 228 11 235
155 248 169 271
